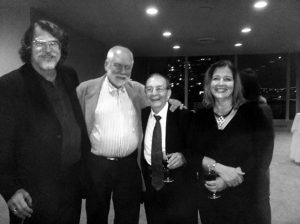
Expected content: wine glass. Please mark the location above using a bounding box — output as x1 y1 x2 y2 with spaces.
204 165 221 199
162 152 174 183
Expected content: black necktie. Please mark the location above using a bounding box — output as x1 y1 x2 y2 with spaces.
151 115 164 190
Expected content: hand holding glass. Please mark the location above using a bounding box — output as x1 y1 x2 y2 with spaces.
204 165 221 199
162 153 174 183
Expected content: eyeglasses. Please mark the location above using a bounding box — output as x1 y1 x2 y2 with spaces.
111 62 132 72
145 86 169 94
32 40 61 50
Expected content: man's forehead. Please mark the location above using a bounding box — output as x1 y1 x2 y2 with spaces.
146 76 166 86
108 49 132 61
33 25 57 41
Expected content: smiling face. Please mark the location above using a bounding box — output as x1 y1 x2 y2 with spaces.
105 47 133 88
145 74 171 114
210 66 234 101
31 25 61 73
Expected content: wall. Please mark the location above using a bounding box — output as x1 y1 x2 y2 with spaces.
295 54 300 113
30 8 107 81
66 34 106 82
0 7 30 76
0 7 107 82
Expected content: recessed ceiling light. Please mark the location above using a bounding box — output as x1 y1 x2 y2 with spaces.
146 7 158 16
241 27 252 33
173 45 180 49
254 1 268 9
163 31 172 37
234 43 242 47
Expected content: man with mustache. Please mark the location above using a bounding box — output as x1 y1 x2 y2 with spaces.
77 46 183 224
0 20 90 224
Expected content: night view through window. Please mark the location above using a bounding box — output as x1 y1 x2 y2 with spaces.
163 54 296 119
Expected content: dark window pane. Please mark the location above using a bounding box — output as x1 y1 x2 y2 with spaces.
238 54 287 119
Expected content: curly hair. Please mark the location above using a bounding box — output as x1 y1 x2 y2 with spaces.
19 20 68 64
202 60 245 109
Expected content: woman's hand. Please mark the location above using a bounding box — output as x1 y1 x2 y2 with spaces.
215 164 245 187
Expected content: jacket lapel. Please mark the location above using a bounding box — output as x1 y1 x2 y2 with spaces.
141 107 151 133
20 64 56 114
84 76 105 134
165 106 177 154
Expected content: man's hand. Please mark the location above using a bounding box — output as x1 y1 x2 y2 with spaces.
205 177 227 192
215 164 245 187
7 189 33 219
167 152 186 169
168 99 186 112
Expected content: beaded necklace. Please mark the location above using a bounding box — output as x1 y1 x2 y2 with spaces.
214 107 234 129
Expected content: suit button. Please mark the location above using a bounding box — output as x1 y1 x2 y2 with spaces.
56 135 62 139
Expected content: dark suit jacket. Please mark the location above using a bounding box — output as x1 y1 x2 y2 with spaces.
140 106 193 187
0 63 90 210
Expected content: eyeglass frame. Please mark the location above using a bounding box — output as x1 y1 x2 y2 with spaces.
109 62 133 73
32 39 61 50
145 86 170 94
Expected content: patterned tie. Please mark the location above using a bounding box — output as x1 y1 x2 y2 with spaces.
151 115 164 190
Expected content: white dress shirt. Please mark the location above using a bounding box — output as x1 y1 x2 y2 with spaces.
89 77 139 157
144 103 169 165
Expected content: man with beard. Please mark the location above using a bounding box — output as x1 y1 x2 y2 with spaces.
77 46 145 224
0 20 90 224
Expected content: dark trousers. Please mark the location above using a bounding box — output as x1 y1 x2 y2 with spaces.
143 168 197 224
86 151 142 224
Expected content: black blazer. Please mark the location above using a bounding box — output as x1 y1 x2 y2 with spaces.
140 106 193 186
0 63 90 202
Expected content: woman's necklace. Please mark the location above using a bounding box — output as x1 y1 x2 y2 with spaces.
214 107 234 129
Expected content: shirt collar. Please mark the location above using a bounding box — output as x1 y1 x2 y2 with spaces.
151 102 169 119
35 67 59 88
105 76 126 96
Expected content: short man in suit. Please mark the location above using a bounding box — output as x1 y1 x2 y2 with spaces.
0 20 90 224
141 73 197 224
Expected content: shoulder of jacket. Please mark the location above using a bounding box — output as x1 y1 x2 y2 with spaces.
78 75 104 89
126 79 144 90
0 66 25 94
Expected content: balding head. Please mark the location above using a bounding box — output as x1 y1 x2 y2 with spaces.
106 46 134 64
104 45 134 88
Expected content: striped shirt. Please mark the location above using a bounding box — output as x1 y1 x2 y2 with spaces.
90 77 139 157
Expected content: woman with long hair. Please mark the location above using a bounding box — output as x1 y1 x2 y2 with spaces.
190 60 274 224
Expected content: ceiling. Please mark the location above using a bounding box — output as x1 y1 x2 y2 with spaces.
3 0 300 57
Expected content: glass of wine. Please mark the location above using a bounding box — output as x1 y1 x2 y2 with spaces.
204 165 221 199
162 152 174 183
